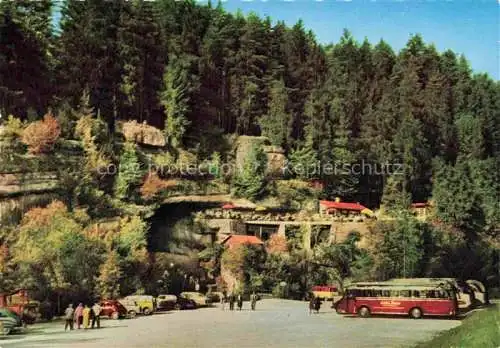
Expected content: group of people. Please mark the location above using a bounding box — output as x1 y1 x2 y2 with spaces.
220 292 258 311
64 302 102 331
309 295 322 314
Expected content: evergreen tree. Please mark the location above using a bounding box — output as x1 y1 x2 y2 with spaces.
232 144 268 200
114 142 144 200
258 79 291 147
118 0 164 126
159 57 193 149
0 1 52 118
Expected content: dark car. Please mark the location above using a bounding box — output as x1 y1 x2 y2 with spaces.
175 296 197 310
157 295 196 311
100 300 128 319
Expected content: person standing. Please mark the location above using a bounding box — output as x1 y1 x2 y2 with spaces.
91 302 102 329
74 303 84 329
250 292 257 311
82 305 91 329
64 304 74 331
229 293 235 311
220 293 226 311
237 294 243 311
309 295 315 315
314 296 321 314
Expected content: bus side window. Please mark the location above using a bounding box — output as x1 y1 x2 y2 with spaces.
426 291 436 298
412 290 421 298
390 290 399 297
375 290 382 298
400 290 410 298
382 290 390 297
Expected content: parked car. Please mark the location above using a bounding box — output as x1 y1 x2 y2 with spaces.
124 295 155 315
0 311 18 335
206 291 223 303
180 292 209 307
100 300 128 320
118 299 140 318
0 308 22 328
174 296 197 310
156 295 177 312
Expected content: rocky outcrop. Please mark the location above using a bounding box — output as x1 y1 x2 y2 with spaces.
234 136 286 177
119 120 166 147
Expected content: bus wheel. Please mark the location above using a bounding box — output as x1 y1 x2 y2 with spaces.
410 307 422 319
143 307 152 315
357 306 370 318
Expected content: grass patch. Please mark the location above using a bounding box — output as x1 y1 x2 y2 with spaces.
415 306 500 348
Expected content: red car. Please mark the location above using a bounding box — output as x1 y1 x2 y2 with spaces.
100 300 128 319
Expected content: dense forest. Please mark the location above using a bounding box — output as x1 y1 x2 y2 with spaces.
0 0 498 311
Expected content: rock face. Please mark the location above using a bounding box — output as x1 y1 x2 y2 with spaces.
120 120 166 147
234 136 286 177
0 171 62 225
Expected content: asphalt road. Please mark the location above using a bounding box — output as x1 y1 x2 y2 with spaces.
0 299 461 348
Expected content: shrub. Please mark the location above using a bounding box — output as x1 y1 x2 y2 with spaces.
2 115 25 139
21 113 61 154
140 173 177 200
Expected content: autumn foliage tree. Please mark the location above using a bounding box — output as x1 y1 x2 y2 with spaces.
266 234 288 254
21 113 61 154
140 172 177 200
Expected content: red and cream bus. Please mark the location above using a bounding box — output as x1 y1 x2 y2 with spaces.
385 278 474 310
311 285 340 301
350 278 475 310
334 284 458 319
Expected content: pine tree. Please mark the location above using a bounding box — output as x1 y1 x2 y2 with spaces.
0 1 52 118
258 79 291 147
118 0 164 126
232 144 268 200
159 57 193 149
114 142 144 200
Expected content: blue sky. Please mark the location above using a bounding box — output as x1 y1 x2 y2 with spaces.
221 0 499 79
51 0 499 79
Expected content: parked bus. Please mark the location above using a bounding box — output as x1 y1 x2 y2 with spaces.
386 278 474 310
349 278 475 310
334 284 457 319
311 285 340 301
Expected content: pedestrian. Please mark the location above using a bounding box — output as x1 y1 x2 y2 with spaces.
82 304 91 329
250 292 257 311
64 304 74 331
229 293 235 311
314 296 321 314
92 302 102 329
220 293 226 311
237 294 243 311
74 303 84 329
309 295 315 315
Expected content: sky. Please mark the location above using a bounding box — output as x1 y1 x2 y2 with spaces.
221 0 499 79
51 0 499 79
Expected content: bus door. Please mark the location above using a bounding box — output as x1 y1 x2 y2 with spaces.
345 290 357 314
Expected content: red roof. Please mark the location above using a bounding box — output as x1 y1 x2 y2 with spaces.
221 235 264 248
320 200 367 211
222 203 237 209
411 202 428 208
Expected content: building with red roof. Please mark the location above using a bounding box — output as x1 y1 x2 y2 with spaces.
220 234 264 249
319 199 375 218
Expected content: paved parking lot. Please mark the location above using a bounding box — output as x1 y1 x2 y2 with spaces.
0 299 461 348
